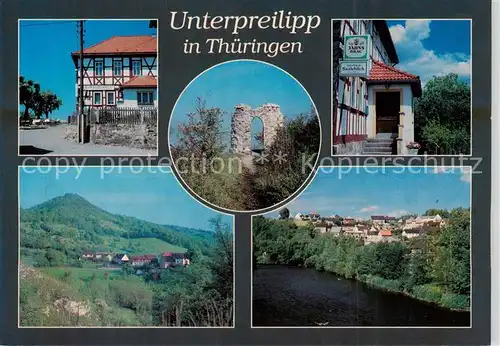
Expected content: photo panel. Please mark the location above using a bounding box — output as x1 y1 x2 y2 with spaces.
168 59 321 213
252 166 472 328
332 19 472 156
18 166 234 328
18 19 159 157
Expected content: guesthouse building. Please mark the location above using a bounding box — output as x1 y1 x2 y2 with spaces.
71 35 158 111
332 20 422 155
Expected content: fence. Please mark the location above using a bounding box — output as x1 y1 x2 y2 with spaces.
68 107 158 126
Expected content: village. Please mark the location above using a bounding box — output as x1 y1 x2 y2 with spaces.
80 251 190 275
293 212 447 245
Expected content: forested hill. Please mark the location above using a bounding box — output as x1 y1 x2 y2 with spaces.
20 193 217 264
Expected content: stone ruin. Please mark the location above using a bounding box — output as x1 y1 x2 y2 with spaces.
230 103 285 155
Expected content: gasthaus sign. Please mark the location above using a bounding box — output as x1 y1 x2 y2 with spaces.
343 34 370 60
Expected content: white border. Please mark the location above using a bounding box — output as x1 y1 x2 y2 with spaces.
17 18 160 157
167 59 322 214
17 165 236 328
491 1 499 342
250 165 473 328
330 19 473 157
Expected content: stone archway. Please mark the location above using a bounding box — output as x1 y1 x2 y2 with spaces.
230 103 285 155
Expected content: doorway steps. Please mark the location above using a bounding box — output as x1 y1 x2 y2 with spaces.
363 138 394 155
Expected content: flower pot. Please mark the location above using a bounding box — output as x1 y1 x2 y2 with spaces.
408 148 418 155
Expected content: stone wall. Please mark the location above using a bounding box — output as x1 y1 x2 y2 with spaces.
333 140 364 155
64 123 157 150
230 103 285 155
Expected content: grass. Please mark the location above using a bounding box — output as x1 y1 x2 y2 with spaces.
96 236 187 254
40 266 121 281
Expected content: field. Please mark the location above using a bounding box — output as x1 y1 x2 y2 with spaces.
40 265 121 281
98 236 187 254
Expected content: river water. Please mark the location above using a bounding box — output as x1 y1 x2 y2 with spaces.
252 265 470 327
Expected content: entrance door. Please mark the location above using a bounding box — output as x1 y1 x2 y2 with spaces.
375 91 400 137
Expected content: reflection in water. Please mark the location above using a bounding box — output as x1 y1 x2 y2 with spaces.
252 265 470 327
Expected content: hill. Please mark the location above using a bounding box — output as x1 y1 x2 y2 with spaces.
20 193 234 327
20 193 215 267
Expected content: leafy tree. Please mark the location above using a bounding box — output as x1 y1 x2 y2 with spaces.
171 97 226 162
19 76 40 121
414 74 470 154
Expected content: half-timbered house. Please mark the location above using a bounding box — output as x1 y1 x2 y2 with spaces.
332 20 422 155
71 35 158 111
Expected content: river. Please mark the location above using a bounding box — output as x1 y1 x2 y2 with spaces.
252 265 470 327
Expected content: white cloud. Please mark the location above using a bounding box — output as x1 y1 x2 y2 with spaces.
460 167 472 184
388 20 471 83
387 209 411 217
359 205 379 213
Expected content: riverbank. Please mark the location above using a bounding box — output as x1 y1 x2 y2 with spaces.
357 273 470 312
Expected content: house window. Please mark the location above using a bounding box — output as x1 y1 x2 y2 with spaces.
95 61 103 76
94 92 102 105
106 92 115 105
113 61 123 76
338 78 345 104
351 78 357 108
137 91 154 105
132 60 142 76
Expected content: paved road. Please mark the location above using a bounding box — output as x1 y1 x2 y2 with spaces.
19 125 155 156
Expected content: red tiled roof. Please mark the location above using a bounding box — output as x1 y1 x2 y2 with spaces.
368 61 419 82
380 230 392 236
367 61 422 97
120 75 157 89
72 35 157 56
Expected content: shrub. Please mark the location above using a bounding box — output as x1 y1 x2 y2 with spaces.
411 284 442 304
440 293 470 311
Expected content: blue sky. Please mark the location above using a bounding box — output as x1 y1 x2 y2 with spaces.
19 20 156 119
170 60 313 146
19 166 233 231
387 20 471 84
265 167 471 219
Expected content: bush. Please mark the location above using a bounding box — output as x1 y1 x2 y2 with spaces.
440 293 470 311
411 284 442 304
362 275 403 293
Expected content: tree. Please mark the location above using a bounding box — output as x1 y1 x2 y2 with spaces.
279 208 290 220
171 97 226 162
41 91 63 119
19 76 40 121
414 73 470 154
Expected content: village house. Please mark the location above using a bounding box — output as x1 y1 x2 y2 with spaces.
403 214 446 230
161 252 190 268
377 229 396 243
71 35 158 111
329 226 342 236
112 253 129 265
371 215 396 225
332 20 422 155
130 254 158 267
314 223 331 234
342 225 365 239
402 228 425 239
342 217 356 226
